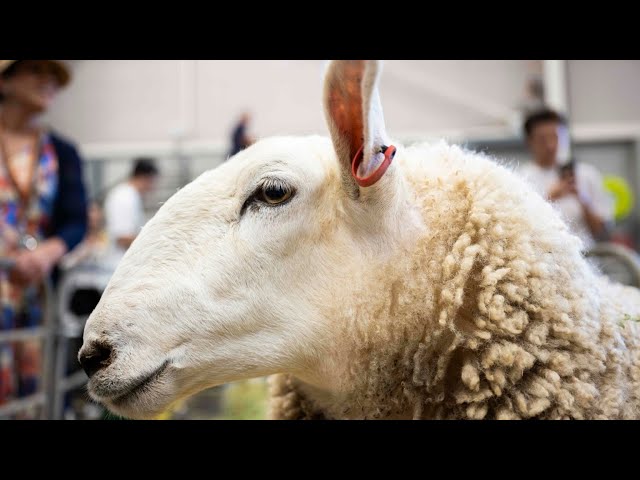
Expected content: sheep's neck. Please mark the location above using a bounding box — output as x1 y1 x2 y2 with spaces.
294 171 474 418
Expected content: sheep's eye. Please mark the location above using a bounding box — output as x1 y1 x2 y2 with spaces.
259 183 293 205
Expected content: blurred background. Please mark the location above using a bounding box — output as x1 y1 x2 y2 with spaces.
1 60 639 420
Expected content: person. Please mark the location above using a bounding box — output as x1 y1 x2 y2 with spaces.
103 157 158 267
228 111 254 158
0 60 88 415
517 108 614 250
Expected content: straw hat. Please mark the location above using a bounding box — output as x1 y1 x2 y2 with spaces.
0 60 71 87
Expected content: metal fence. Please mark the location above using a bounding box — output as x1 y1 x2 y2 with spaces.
0 258 76 419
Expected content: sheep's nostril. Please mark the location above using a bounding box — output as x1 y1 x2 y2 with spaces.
78 342 114 378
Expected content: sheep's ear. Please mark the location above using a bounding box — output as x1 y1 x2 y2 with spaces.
323 60 391 196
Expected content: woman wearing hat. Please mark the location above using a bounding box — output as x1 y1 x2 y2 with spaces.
0 60 87 417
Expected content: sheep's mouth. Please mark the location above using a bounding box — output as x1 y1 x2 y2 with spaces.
97 360 171 406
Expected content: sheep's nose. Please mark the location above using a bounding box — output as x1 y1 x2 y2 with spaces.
78 341 114 378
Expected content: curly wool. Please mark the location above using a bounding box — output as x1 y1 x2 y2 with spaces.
268 141 640 420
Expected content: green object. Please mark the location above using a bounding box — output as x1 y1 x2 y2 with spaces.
603 175 634 221
215 379 269 420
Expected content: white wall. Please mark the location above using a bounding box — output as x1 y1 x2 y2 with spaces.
45 60 640 154
46 61 183 143
45 60 534 152
568 61 640 125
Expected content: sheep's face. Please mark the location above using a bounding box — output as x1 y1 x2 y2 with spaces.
80 60 413 419
81 136 376 418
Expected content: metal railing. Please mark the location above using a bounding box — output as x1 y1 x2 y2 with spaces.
0 258 88 420
83 152 227 213
0 258 56 419
586 242 640 288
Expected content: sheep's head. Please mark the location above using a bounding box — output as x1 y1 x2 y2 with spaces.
80 60 423 419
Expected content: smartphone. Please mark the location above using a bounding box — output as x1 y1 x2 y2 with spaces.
558 159 576 179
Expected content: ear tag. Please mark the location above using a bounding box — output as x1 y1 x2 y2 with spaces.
351 144 396 187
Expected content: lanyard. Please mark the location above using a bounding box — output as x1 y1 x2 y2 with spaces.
0 125 43 251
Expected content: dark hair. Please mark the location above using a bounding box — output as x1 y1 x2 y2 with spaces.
1 61 21 80
0 61 21 103
131 157 159 178
523 108 566 138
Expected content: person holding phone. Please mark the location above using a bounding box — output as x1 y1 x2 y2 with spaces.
518 108 613 249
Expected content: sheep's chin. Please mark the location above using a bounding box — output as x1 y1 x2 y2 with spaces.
88 362 180 419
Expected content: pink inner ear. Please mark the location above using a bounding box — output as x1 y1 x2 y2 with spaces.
327 61 366 163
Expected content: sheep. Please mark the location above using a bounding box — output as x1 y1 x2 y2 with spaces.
79 60 640 420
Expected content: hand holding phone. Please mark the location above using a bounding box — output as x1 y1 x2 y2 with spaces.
558 159 576 180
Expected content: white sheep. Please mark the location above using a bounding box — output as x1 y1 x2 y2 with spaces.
80 60 640 420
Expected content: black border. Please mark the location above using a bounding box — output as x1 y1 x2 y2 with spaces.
3 9 638 469
2 6 638 58
5 419 640 462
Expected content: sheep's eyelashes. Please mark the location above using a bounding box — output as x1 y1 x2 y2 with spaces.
240 182 295 216
258 183 294 205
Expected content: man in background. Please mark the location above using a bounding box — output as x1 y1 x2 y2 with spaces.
104 158 159 266
517 108 613 250
228 111 255 158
